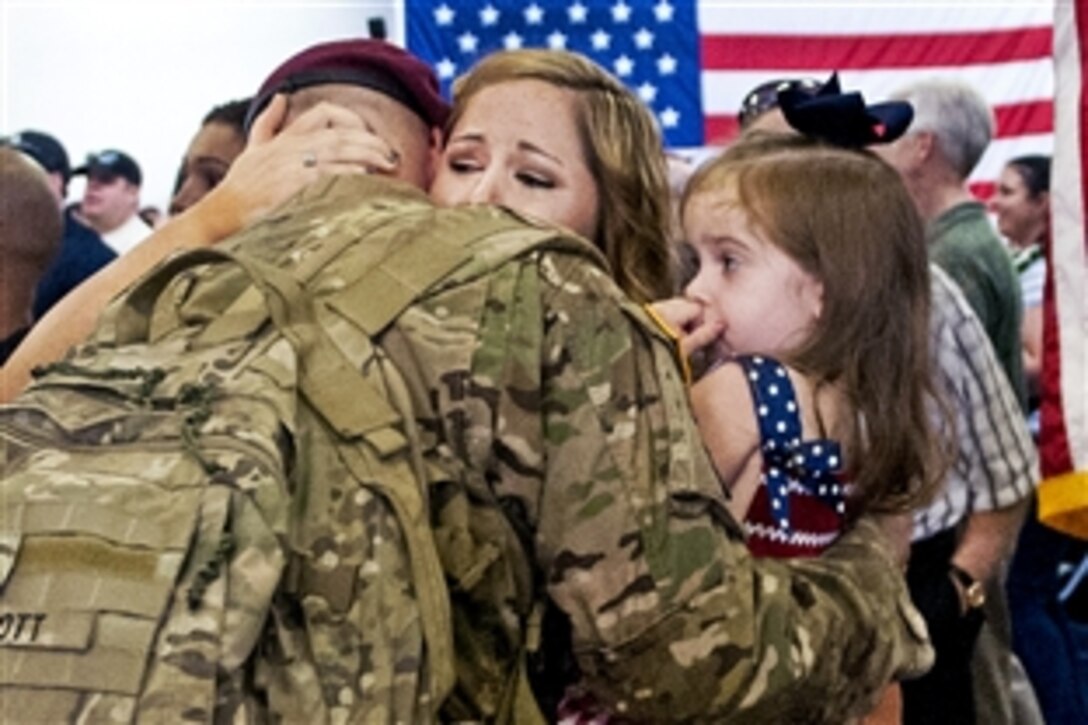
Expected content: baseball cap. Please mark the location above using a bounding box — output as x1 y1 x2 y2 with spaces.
73 149 142 186
245 39 449 132
2 130 71 181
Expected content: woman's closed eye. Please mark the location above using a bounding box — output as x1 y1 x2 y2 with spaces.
447 156 482 174
516 170 555 189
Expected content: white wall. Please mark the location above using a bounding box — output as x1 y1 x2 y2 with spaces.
2 0 403 211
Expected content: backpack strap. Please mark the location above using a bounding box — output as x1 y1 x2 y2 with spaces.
325 213 475 336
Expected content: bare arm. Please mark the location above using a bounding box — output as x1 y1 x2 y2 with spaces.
690 361 762 520
1 96 397 402
951 499 1030 584
1021 303 1043 401
928 268 1037 603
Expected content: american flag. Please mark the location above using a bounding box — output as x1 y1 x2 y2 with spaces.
1038 0 1088 539
406 0 704 145
403 0 1054 199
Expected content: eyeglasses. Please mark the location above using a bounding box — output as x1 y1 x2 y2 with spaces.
737 78 824 129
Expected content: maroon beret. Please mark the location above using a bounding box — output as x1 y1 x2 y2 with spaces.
245 39 449 132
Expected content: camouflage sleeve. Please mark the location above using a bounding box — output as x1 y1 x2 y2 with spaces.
489 251 933 723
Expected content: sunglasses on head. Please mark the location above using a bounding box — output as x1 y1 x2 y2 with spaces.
737 78 823 129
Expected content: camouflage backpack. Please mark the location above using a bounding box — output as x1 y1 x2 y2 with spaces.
0 176 604 722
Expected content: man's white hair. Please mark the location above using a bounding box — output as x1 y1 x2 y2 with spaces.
890 78 995 180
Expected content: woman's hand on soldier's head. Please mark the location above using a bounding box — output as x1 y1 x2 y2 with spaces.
198 94 402 236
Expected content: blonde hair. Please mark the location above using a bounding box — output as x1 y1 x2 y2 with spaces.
682 133 944 514
450 49 673 303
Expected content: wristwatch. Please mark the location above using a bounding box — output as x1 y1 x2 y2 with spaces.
949 564 987 610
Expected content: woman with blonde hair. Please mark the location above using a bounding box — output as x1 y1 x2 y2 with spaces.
434 48 674 303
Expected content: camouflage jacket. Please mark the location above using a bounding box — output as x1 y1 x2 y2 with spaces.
326 180 934 721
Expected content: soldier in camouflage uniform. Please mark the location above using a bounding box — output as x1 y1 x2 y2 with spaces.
2 39 933 721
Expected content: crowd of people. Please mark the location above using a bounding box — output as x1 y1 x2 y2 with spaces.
1 36 1084 724
0 97 251 361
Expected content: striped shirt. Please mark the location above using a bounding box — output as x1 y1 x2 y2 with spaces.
1013 244 1046 309
912 267 1039 540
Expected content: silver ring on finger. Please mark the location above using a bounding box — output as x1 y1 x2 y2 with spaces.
302 151 318 168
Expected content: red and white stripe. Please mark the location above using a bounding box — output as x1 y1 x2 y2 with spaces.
696 2 1055 200
1038 0 1088 537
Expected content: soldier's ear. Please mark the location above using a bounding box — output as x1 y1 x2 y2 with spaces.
424 127 443 189
429 126 444 150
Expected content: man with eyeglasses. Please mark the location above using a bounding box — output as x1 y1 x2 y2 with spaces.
73 148 152 256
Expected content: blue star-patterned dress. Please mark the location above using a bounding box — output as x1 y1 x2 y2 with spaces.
734 355 847 558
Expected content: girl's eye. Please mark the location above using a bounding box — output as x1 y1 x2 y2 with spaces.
721 255 740 272
516 171 555 189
